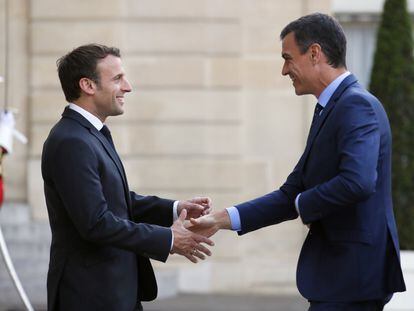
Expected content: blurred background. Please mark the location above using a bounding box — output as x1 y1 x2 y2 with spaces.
0 0 412 310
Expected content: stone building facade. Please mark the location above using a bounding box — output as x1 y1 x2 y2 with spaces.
0 0 330 307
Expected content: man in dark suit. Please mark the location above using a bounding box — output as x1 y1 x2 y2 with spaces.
42 44 214 311
190 13 406 310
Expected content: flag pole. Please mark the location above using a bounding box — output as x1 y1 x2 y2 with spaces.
4 0 9 111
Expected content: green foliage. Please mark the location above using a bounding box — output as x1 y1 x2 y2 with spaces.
370 0 414 249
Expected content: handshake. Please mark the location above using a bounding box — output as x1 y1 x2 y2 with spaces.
169 197 230 263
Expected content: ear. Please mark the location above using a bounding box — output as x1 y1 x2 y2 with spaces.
79 78 96 96
309 43 322 65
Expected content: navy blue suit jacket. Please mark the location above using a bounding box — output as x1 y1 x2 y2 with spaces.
235 75 406 302
42 107 174 311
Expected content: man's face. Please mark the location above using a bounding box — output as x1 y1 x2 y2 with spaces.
281 32 316 96
93 55 132 121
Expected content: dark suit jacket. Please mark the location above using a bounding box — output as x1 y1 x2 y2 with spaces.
235 75 406 301
42 107 174 311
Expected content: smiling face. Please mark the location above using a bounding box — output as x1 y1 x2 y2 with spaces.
92 55 132 122
281 32 318 96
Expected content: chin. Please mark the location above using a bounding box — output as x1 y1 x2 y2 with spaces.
294 86 309 96
115 104 124 114
111 108 124 116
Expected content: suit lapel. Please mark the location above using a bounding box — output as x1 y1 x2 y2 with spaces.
91 130 129 182
301 75 359 169
62 107 132 214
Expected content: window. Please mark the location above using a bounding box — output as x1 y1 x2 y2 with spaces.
336 14 379 89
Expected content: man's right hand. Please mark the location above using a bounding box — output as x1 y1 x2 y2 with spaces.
170 209 214 263
186 209 232 238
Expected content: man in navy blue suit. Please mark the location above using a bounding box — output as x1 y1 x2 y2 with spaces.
42 44 214 311
190 13 406 310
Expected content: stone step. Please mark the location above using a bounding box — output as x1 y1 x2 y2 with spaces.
0 204 31 225
1 221 51 244
0 259 48 279
0 260 48 308
0 277 46 292
0 282 47 308
154 267 179 299
0 204 50 309
1 240 50 261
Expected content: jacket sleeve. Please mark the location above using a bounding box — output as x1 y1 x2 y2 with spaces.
299 96 380 224
235 162 302 235
129 192 174 227
51 137 172 262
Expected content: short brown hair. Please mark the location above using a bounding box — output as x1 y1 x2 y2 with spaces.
57 44 121 102
280 13 347 68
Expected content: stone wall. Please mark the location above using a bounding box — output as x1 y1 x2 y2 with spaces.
2 0 331 299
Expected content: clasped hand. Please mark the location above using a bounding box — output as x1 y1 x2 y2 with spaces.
170 199 230 263
170 197 214 263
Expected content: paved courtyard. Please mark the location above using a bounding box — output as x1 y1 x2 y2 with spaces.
143 293 308 311
3 293 308 311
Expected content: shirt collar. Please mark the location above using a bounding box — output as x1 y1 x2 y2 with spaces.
68 103 104 131
317 71 351 108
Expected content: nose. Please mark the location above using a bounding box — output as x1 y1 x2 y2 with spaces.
281 62 289 76
122 78 132 93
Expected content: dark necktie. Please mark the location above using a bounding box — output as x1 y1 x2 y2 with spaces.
100 125 130 206
311 103 324 127
314 103 323 117
100 125 115 149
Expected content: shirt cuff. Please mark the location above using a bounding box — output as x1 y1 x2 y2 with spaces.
173 201 179 221
295 193 301 217
225 206 242 231
171 201 180 251
170 229 174 251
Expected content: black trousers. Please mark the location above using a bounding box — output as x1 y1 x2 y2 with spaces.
308 300 385 311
